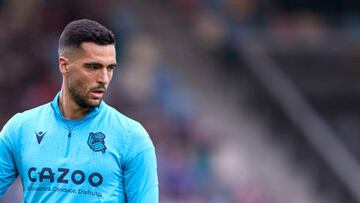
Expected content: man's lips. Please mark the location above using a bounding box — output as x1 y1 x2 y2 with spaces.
90 88 106 99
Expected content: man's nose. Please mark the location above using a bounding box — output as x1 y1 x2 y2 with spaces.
97 68 111 85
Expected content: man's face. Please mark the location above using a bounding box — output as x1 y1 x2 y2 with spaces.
62 42 117 108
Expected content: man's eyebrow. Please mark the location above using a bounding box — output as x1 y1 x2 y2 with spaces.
108 63 117 68
84 62 117 67
84 62 103 67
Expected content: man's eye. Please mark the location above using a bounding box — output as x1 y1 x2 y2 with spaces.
87 64 100 70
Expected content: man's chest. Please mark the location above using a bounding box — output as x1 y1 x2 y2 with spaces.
15 121 124 192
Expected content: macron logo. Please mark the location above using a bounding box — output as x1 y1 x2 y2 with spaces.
35 131 46 144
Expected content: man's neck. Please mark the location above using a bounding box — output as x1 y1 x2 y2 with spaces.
59 90 90 120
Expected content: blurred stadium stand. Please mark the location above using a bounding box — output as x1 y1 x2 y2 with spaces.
1 0 360 203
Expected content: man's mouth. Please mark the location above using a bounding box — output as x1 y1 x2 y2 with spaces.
90 88 106 99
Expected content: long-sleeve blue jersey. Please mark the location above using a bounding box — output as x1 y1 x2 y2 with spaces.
0 93 159 202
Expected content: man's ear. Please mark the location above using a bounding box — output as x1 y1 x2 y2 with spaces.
59 56 69 76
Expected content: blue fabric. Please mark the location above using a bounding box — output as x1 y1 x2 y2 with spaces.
0 92 158 202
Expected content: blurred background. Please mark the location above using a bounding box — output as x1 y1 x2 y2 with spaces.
1 0 360 202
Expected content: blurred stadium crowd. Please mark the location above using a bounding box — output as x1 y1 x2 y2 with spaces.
1 0 360 203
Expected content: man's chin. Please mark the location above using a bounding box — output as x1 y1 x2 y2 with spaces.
79 98 102 109
88 99 102 107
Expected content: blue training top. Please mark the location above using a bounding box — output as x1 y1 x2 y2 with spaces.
0 93 159 202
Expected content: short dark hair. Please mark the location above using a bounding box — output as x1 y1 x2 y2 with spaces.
58 19 115 55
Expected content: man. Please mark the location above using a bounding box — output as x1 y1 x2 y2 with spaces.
0 19 158 202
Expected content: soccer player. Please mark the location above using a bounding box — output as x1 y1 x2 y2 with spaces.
0 19 158 202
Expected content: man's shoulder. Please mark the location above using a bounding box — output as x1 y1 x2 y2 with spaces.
1 102 53 134
9 102 53 126
103 103 141 128
103 103 148 137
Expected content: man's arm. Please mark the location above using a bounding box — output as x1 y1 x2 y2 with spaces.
123 123 158 203
0 116 19 198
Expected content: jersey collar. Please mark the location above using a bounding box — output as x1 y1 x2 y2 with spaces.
51 91 104 126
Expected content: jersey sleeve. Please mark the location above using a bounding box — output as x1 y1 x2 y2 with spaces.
0 115 19 198
123 122 158 203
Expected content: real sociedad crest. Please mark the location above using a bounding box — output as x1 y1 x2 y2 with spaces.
87 132 107 153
